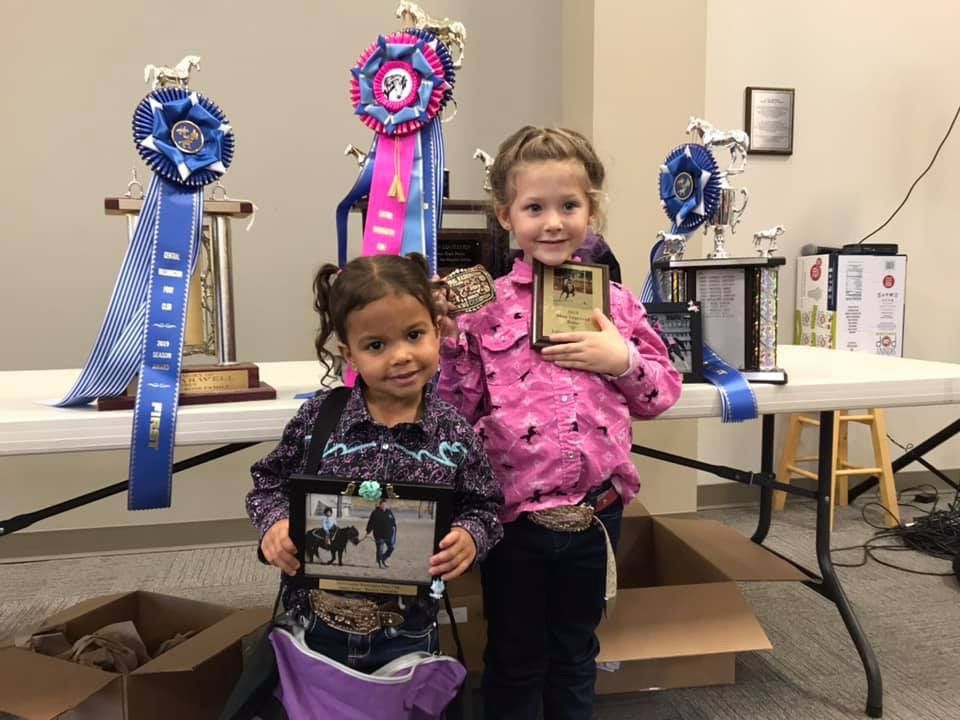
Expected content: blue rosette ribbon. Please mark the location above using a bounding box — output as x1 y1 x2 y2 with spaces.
336 29 455 274
57 87 234 509
658 143 721 233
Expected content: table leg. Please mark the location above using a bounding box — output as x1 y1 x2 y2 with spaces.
752 414 775 544
815 411 883 718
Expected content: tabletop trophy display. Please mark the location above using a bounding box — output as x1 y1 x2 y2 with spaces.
55 56 270 509
651 117 786 421
96 62 274 411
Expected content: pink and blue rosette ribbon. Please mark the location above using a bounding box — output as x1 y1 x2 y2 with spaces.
643 143 757 422
56 87 234 508
335 29 455 274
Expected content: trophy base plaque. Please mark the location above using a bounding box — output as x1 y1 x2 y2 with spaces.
654 256 788 385
96 362 276 411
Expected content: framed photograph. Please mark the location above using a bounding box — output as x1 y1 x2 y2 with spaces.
643 301 704 383
289 475 454 596
531 260 610 348
744 87 795 155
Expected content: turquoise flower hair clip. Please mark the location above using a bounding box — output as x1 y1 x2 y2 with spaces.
358 480 382 502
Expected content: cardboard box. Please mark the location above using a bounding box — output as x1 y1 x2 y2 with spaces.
439 506 806 694
795 253 907 356
0 591 271 720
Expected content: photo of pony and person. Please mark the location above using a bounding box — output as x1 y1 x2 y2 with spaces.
552 267 594 309
302 493 441 583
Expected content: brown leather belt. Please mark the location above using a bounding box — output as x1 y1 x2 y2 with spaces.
593 485 620 514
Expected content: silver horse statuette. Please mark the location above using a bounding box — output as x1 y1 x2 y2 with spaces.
686 117 750 175
144 55 201 90
344 144 369 168
396 0 467 69
473 148 494 192
753 225 785 258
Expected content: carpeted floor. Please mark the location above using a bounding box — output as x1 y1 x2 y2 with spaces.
1 497 958 719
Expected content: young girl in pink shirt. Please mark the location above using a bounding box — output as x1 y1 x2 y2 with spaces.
437 126 682 719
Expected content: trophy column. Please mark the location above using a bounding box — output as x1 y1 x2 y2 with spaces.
97 195 276 410
654 255 787 384
210 214 237 365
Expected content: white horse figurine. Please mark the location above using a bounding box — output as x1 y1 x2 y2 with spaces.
344 144 369 168
473 148 494 192
656 230 688 260
686 117 750 175
753 224 785 257
144 55 201 90
396 0 467 68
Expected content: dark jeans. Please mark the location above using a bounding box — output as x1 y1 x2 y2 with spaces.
375 537 396 566
303 603 438 673
481 498 623 720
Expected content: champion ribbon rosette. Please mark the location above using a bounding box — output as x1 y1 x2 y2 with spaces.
642 143 721 304
643 143 757 422
658 144 722 234
336 29 456 274
56 86 234 509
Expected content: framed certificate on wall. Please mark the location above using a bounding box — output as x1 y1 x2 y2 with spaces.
745 86 795 155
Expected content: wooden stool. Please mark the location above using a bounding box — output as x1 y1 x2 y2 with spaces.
773 409 900 531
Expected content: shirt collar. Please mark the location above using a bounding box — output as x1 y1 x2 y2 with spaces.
341 378 440 437
510 258 534 285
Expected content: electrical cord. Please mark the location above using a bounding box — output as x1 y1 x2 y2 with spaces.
830 485 959 579
857 101 960 244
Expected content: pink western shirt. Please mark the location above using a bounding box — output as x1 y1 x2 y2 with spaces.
438 258 683 522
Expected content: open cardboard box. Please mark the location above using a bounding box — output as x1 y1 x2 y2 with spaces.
0 591 272 720
440 504 806 694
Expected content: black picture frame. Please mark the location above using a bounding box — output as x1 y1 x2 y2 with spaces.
744 86 795 155
643 301 704 383
289 475 455 596
531 260 611 349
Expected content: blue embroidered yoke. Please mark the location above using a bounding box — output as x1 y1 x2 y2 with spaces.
246 382 504 617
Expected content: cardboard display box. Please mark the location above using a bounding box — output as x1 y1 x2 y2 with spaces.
0 591 271 720
795 253 907 356
439 505 806 694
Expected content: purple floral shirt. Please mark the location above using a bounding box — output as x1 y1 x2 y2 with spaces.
246 383 503 615
438 258 682 522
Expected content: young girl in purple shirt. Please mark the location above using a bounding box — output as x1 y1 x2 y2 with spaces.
247 253 502 671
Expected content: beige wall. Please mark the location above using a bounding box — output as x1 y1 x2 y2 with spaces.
696 0 960 480
592 0 708 512
0 0 562 532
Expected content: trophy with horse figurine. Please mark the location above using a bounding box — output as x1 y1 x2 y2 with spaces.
651 116 786 407
95 56 274 412
56 55 272 509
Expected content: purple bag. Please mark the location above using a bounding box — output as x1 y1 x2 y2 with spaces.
270 627 466 720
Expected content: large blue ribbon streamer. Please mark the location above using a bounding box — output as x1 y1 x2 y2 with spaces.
128 181 202 508
400 132 425 261
56 176 164 405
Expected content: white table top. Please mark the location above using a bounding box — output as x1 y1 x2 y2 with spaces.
2 346 960 456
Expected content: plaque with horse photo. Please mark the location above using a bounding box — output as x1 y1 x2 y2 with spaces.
289 476 455 595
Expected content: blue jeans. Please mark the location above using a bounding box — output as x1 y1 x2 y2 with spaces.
480 497 623 720
303 603 438 673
